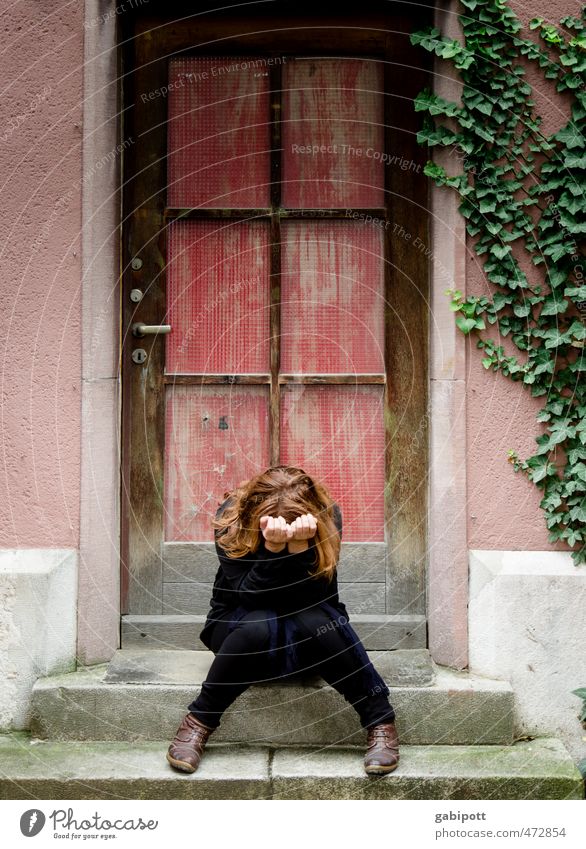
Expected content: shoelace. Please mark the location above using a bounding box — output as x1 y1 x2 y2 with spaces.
185 718 211 740
367 726 396 743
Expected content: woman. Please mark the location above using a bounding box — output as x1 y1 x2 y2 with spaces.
166 464 399 776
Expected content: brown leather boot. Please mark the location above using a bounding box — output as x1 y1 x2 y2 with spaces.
364 721 400 775
166 712 215 773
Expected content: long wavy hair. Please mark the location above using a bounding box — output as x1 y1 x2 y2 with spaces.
212 465 341 582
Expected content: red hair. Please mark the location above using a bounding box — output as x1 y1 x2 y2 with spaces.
213 465 341 582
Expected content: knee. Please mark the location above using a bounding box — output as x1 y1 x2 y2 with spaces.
232 612 272 650
292 609 345 640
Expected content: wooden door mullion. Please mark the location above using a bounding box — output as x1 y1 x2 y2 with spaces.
121 35 168 615
383 39 430 616
269 61 283 466
163 208 388 221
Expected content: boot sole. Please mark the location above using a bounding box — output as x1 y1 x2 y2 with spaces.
364 761 399 776
166 752 198 773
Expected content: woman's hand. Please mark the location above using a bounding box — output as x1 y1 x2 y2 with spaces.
286 513 317 554
259 513 318 554
288 513 317 540
260 515 292 552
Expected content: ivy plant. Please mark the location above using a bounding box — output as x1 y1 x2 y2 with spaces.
572 686 586 728
411 1 586 564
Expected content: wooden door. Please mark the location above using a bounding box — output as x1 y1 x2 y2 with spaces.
120 5 430 646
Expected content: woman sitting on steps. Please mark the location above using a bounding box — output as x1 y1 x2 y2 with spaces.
166 464 399 776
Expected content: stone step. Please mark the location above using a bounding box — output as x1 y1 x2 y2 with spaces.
30 650 515 746
121 613 427 651
104 647 435 687
0 732 582 800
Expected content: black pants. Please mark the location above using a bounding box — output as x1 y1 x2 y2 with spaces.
188 607 396 730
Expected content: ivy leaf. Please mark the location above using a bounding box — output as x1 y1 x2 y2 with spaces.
547 268 568 289
569 498 586 523
455 316 478 334
543 328 572 348
526 454 554 483
564 153 586 168
554 124 585 149
557 193 584 215
423 161 448 182
479 197 497 213
565 285 586 300
491 244 512 259
514 302 532 317
540 295 569 315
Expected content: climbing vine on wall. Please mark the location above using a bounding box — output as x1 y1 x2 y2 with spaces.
411 2 586 564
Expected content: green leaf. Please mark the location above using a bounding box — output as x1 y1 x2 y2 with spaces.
564 153 586 168
540 295 569 315
554 124 585 149
514 302 532 317
491 244 512 259
455 316 478 334
565 285 586 300
479 197 497 213
526 454 553 483
572 688 586 700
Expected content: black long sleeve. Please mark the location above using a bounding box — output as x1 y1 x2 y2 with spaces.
212 498 343 612
214 538 318 609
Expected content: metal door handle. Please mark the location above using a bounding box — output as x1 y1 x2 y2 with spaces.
132 323 171 337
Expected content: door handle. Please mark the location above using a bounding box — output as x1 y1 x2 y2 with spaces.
132 323 172 337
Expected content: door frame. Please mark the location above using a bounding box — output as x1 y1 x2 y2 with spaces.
120 12 429 621
78 0 468 669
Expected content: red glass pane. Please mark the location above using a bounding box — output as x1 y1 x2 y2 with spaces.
282 58 384 208
164 385 270 541
281 384 385 541
166 219 270 374
167 57 271 208
281 221 385 373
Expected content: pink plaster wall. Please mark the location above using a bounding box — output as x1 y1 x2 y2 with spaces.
466 0 576 551
0 0 83 547
0 0 578 560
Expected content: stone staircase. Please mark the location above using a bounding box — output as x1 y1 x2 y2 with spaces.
0 647 582 800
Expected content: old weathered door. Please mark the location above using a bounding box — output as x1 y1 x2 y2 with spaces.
120 6 430 649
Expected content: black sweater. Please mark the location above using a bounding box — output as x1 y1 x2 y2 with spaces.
199 498 346 646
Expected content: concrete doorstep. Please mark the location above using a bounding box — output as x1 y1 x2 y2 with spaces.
29 659 516 746
0 733 582 800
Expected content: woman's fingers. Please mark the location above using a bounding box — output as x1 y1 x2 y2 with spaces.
288 512 318 539
261 512 318 541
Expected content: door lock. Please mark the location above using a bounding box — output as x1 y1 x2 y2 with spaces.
132 349 147 364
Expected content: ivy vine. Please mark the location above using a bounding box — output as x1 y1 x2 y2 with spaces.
411 1 586 564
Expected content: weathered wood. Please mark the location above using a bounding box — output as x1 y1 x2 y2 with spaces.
121 30 169 613
383 30 431 615
162 374 271 385
162 541 386 583
121 613 427 651
129 6 415 57
278 374 386 384
164 208 389 220
162 374 386 384
162 580 385 615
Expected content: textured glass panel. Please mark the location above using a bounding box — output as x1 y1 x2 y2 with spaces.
282 58 384 208
167 57 270 208
281 221 385 373
281 384 385 541
165 385 270 541
166 219 270 374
